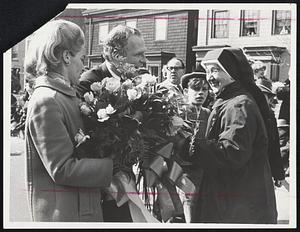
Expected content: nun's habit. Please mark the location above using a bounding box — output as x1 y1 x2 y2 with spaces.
190 48 277 223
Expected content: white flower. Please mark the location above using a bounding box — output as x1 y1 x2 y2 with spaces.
121 79 133 90
80 103 92 116
90 82 102 92
74 129 90 147
83 92 94 103
171 115 185 127
97 105 116 122
105 104 116 115
97 108 109 122
102 77 121 93
127 88 142 101
141 74 157 85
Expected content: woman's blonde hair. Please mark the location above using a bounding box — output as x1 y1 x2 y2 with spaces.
25 19 85 76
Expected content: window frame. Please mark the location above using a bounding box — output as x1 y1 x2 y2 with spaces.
126 18 137 29
272 10 291 35
211 10 229 39
98 22 109 45
155 14 168 41
11 45 19 61
240 10 260 37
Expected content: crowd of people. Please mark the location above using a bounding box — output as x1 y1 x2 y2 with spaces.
12 19 290 224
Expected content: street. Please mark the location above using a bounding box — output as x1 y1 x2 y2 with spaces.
8 136 290 224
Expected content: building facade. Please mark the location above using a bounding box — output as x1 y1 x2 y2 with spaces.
193 7 292 82
82 9 199 81
11 40 26 91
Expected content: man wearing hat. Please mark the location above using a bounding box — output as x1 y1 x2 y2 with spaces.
189 47 277 223
256 78 285 187
178 72 211 223
277 119 289 176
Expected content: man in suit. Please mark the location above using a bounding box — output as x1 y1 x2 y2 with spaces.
157 57 186 96
76 25 147 222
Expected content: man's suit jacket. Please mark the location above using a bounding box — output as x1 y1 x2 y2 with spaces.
76 62 133 222
76 62 112 97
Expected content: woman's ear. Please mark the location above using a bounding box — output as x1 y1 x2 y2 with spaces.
62 50 71 65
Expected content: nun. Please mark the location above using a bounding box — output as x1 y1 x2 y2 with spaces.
189 48 277 224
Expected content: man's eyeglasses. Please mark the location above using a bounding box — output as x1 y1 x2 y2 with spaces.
166 66 184 71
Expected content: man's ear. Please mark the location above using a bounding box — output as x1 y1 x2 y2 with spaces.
62 50 71 65
183 88 188 95
111 48 126 62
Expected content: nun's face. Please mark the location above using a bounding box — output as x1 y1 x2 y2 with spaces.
205 63 235 94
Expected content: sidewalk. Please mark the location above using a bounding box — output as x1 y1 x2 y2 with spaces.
8 136 292 224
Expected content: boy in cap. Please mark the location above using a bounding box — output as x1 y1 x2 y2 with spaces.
256 78 285 187
189 47 277 223
178 72 211 223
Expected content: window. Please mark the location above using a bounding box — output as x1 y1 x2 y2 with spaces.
11 45 18 60
240 10 259 37
272 10 291 35
126 19 137 29
149 66 159 77
212 10 229 38
98 22 109 44
155 15 168 40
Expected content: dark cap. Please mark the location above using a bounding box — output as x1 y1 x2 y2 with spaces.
181 72 207 89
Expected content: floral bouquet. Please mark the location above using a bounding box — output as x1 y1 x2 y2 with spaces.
74 72 196 222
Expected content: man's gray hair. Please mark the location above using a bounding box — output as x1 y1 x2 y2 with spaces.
103 25 142 61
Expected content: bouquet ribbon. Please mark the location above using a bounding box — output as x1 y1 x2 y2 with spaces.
143 142 196 222
104 170 159 223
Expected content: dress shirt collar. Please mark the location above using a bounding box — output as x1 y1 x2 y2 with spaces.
105 60 121 81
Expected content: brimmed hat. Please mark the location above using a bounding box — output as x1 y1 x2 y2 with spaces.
277 119 289 128
181 72 207 89
256 78 275 96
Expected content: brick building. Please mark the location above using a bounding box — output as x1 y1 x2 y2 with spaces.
193 7 292 82
82 9 199 81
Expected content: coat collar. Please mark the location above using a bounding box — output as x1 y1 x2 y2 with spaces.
34 74 77 97
212 81 247 109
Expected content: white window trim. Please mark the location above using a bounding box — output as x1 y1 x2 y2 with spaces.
211 10 229 39
126 18 137 29
240 10 260 37
98 22 109 45
155 14 168 41
272 10 291 35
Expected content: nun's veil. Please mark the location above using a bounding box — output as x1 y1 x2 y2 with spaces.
201 47 271 133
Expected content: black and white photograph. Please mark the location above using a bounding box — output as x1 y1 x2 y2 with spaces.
3 2 296 229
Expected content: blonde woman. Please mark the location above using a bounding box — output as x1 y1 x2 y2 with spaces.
24 20 113 222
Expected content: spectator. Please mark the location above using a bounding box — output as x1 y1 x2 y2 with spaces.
11 68 21 94
157 57 185 95
179 72 211 223
276 79 290 124
157 57 186 109
277 119 290 176
256 78 285 187
251 60 267 82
